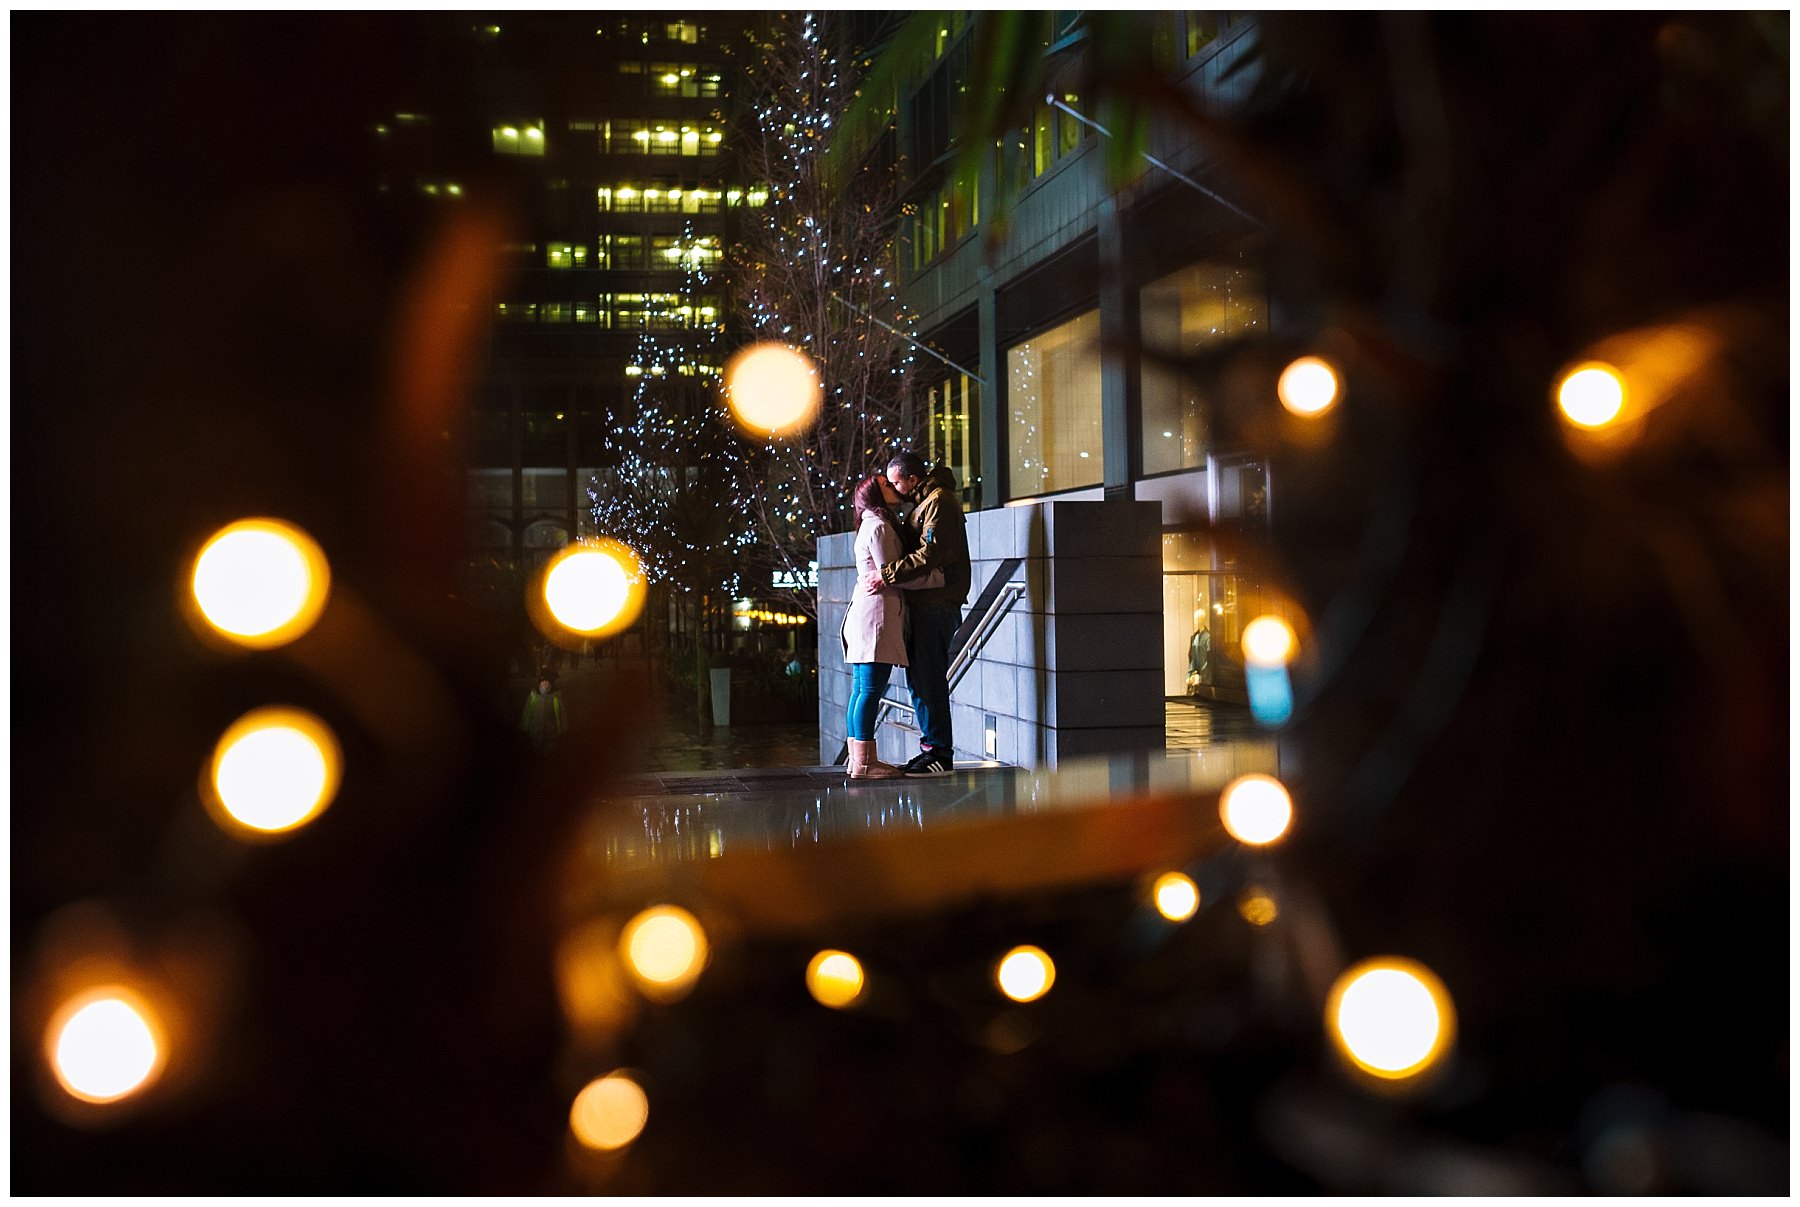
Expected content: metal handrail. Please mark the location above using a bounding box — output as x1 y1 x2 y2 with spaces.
873 579 1025 727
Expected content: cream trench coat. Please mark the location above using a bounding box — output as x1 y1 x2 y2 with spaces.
840 512 941 665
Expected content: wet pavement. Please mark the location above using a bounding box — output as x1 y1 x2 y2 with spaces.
527 655 1284 914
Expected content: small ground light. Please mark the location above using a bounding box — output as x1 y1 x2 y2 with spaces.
1557 362 1627 429
48 988 164 1104
995 945 1055 1003
805 950 866 1009
619 906 708 1000
1152 872 1200 922
190 517 330 647
1278 356 1339 417
570 1072 649 1151
723 343 823 438
1241 615 1297 667
207 706 342 837
1328 958 1456 1080
1219 773 1294 845
541 540 646 638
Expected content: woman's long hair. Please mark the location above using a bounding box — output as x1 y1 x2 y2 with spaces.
852 475 901 534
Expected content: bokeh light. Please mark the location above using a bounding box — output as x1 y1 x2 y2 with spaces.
207 707 341 836
1220 773 1293 845
1328 958 1456 1080
48 988 164 1104
190 518 330 647
1237 889 1280 926
1557 362 1627 429
619 906 708 1000
1152 872 1200 922
723 343 823 438
569 1072 650 1151
995 945 1055 1003
1241 615 1298 668
541 540 646 637
1278 356 1339 417
805 950 866 1009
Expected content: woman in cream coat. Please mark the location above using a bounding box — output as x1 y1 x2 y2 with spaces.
841 474 940 778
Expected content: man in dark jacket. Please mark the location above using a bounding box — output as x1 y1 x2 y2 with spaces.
866 451 970 776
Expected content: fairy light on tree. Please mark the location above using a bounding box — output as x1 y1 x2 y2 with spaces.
588 217 755 718
730 11 922 618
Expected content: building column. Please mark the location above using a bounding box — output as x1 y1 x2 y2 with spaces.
1098 195 1139 501
977 273 1002 506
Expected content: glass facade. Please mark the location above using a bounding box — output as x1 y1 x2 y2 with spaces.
1006 309 1103 498
1160 528 1282 699
925 372 981 510
1139 259 1266 476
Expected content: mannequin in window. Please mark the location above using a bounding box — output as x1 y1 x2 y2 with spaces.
1186 611 1211 695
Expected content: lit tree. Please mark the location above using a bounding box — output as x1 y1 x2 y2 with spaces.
589 222 753 720
731 11 920 618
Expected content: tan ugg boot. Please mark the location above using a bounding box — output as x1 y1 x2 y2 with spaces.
847 738 903 779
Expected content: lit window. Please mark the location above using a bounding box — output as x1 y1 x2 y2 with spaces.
546 243 589 269
1008 309 1104 497
1139 260 1267 475
493 122 546 156
666 21 699 43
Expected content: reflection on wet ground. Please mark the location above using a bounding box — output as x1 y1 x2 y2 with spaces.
586 743 1283 875
545 659 1285 920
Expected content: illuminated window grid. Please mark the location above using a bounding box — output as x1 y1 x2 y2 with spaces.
596 185 750 213
600 120 724 156
491 122 546 156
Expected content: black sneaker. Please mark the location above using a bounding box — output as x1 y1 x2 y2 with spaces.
903 749 954 777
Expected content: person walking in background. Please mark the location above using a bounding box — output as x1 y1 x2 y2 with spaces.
841 474 943 779
519 674 566 750
865 451 970 777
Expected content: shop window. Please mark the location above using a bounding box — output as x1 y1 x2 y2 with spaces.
1160 530 1278 699
1006 309 1103 498
1139 259 1267 476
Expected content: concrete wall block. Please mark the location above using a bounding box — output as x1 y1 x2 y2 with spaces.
1014 664 1048 727
1048 725 1167 763
975 510 1016 560
1049 612 1165 673
818 566 857 607
1014 608 1049 667
967 558 1001 606
982 658 1016 714
1022 558 1050 614
818 619 847 672
819 668 849 710
949 702 986 761
1048 668 1167 729
1014 503 1048 560
1045 500 1162 559
818 530 854 570
1048 555 1161 614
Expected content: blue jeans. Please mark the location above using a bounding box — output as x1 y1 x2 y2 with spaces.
905 604 961 752
846 662 894 741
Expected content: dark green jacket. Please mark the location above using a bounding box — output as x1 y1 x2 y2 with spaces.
879 465 970 609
